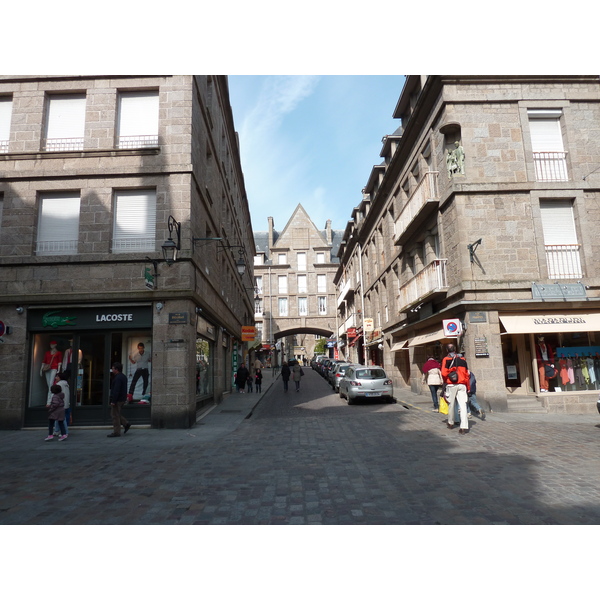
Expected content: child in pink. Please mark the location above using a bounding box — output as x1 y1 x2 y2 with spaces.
45 384 67 441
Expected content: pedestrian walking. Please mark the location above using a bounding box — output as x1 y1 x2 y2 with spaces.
235 363 250 393
255 368 263 393
107 362 130 438
441 343 471 434
467 371 486 420
51 372 71 436
292 362 304 392
422 356 443 412
246 372 253 393
45 384 67 441
281 361 291 392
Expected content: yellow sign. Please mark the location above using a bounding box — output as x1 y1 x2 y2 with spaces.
241 326 256 341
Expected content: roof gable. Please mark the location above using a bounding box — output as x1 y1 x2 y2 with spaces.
272 204 329 250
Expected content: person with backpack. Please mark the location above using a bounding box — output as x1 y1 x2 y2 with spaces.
441 343 471 434
467 371 486 420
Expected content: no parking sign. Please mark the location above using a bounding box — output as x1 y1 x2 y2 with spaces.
442 318 462 338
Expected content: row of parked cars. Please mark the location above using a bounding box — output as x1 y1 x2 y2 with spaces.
311 355 395 405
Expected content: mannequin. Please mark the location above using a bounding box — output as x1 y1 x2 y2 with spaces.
535 336 553 392
41 341 63 403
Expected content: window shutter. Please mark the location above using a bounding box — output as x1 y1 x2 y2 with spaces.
37 193 80 255
45 95 86 150
113 190 157 252
0 98 12 150
528 111 564 152
540 200 577 245
117 91 159 147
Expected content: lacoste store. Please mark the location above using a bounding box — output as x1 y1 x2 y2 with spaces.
25 305 153 427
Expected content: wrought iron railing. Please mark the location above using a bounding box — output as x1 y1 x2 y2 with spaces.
0 140 8 153
398 259 448 311
36 240 78 255
117 135 159 149
112 237 156 253
545 244 582 279
533 152 568 182
42 137 85 152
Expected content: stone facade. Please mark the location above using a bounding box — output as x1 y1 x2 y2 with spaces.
253 205 343 363
0 75 254 429
336 75 600 414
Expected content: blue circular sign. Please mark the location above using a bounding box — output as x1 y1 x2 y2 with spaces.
446 321 458 333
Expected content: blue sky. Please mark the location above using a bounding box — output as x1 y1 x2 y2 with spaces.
228 76 406 234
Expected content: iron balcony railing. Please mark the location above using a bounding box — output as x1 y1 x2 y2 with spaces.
533 152 568 182
394 171 439 241
112 237 156 253
42 137 84 152
0 140 8 153
398 258 448 312
117 135 159 149
545 244 582 279
36 240 78 255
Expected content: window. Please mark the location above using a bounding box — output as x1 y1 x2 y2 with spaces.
278 253 287 265
112 189 157 253
0 97 12 153
117 91 159 149
297 274 307 293
44 94 86 151
254 254 264 265
318 296 327 315
255 297 263 315
316 252 325 264
297 252 306 271
36 192 80 255
298 297 308 316
317 274 326 293
540 199 582 278
278 297 288 316
255 276 263 294
528 110 567 181
278 275 288 294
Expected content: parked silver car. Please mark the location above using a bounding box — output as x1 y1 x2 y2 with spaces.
338 366 394 404
328 362 352 390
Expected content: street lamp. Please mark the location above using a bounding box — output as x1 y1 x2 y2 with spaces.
161 215 181 265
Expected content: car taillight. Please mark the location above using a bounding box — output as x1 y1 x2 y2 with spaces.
349 380 361 386
384 379 392 385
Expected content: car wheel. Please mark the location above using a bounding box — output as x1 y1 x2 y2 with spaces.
347 395 354 405
339 388 345 399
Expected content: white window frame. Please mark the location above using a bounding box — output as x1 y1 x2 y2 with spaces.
117 90 159 149
278 297 288 316
44 94 86 151
254 297 263 316
0 97 12 152
298 297 308 316
36 192 81 255
297 252 307 271
316 252 325 264
255 276 263 294
254 254 264 265
528 109 567 181
112 189 157 253
318 296 327 315
317 274 327 293
278 253 287 265
278 275 288 294
297 274 307 293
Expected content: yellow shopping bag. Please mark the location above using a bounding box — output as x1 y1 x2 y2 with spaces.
439 396 449 415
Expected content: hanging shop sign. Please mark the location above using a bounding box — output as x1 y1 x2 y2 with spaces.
364 318 374 332
241 326 256 341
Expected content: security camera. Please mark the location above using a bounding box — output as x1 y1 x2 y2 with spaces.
16 307 24 314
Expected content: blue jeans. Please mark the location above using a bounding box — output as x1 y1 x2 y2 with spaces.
49 419 66 436
468 393 482 413
428 385 440 409
54 408 70 434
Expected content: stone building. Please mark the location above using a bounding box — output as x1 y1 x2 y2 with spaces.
253 204 343 364
0 75 255 429
336 75 600 414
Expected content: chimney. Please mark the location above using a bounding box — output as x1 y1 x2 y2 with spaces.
325 219 332 245
268 216 274 250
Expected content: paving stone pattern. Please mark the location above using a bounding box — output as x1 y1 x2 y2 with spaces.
2 369 600 525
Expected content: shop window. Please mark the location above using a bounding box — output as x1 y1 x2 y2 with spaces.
36 192 81 255
112 189 157 253
117 90 159 149
43 94 86 151
540 199 582 279
196 336 214 401
0 96 12 153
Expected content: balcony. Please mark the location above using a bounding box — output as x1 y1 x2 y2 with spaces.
0 140 8 153
117 135 159 149
533 152 568 182
336 277 353 307
545 244 582 279
398 259 448 312
42 137 84 152
394 171 439 246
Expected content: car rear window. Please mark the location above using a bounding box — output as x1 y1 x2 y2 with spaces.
355 369 386 379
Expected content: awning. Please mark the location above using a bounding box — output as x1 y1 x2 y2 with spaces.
391 340 409 352
499 313 600 334
408 328 451 347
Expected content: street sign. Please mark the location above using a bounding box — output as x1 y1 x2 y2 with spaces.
0 321 5 336
442 318 462 337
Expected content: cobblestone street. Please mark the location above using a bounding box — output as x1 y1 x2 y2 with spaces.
2 369 600 526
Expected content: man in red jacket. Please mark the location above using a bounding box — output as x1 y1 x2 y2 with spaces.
441 343 471 434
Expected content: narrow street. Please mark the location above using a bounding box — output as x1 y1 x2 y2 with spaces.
2 368 600 526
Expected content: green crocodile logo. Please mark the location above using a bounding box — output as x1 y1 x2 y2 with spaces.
42 311 77 328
